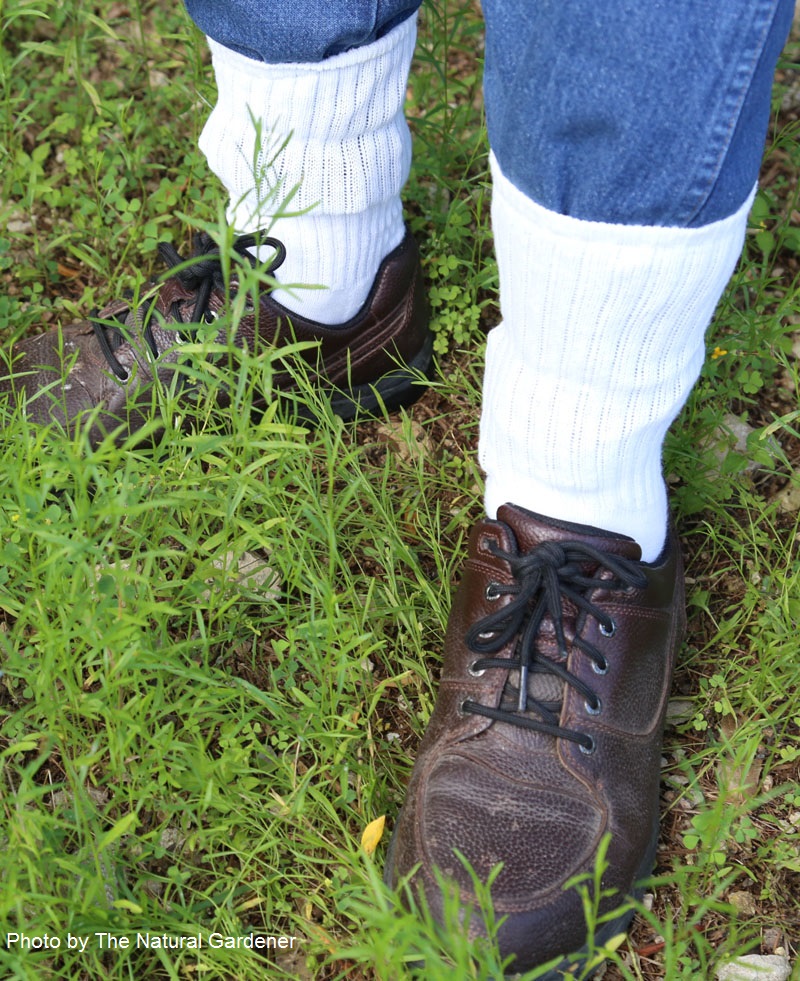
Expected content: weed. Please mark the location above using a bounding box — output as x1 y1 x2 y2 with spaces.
1 3 799 981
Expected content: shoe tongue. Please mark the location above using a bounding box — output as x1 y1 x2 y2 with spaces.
500 666 564 716
496 503 642 562
493 503 640 718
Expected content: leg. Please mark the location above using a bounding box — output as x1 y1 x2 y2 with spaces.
386 1 794 975
191 1 420 323
0 1 430 444
184 0 421 63
480 0 794 560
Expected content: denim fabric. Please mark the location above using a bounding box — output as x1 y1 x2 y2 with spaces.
184 0 793 227
482 0 794 226
183 0 421 63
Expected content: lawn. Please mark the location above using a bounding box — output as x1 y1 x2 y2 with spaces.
1 2 799 979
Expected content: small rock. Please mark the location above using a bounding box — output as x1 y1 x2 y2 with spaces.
376 418 432 463
666 698 695 724
7 218 33 234
159 827 186 852
727 891 757 916
202 549 280 600
703 413 778 474
148 69 170 88
762 929 783 954
774 482 800 513
715 953 791 981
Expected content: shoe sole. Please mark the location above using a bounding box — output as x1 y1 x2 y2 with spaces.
327 333 435 420
517 821 658 981
383 810 659 981
115 334 435 443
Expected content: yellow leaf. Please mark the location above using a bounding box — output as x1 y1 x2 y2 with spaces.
112 900 143 914
603 932 628 954
361 815 386 856
235 895 265 913
585 932 628 971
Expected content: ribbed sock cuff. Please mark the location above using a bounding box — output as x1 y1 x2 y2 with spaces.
480 153 754 560
198 16 415 323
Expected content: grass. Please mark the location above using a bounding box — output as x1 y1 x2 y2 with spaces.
1 1 799 979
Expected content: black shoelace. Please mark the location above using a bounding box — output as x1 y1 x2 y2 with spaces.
462 539 648 752
91 231 286 380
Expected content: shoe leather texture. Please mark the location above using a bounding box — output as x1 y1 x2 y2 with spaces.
386 503 685 975
0 230 430 445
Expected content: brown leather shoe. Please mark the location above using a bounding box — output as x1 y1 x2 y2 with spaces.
0 229 431 445
386 503 685 978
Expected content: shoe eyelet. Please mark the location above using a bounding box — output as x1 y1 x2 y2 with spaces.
468 661 486 678
585 697 602 716
485 582 501 602
458 698 472 717
480 533 500 553
477 630 495 641
599 618 616 638
592 657 609 676
579 735 596 755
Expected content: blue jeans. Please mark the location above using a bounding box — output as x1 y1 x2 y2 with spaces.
183 0 794 227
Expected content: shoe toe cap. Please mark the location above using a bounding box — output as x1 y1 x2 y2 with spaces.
1 324 134 439
401 749 605 901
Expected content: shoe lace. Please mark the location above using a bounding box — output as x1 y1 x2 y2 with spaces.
91 231 286 380
462 539 648 751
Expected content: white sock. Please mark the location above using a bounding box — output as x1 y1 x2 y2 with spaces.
198 15 416 324
480 153 754 562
